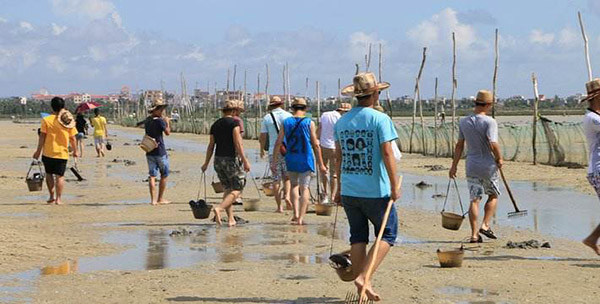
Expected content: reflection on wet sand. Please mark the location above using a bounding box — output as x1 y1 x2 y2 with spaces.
146 230 168 270
41 260 78 276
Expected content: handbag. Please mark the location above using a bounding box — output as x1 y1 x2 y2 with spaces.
140 134 158 153
270 112 287 156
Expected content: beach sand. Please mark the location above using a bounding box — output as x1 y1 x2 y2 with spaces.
0 120 598 303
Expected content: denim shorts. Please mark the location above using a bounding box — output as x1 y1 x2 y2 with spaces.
342 195 398 246
76 132 85 140
146 154 169 177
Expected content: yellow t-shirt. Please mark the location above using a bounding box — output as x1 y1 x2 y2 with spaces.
90 116 107 137
41 114 77 160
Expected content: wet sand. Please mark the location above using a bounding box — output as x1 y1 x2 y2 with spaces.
0 120 599 303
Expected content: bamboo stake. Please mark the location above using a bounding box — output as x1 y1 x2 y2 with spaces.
316 81 321 123
531 73 539 165
282 65 286 105
451 32 457 156
380 43 394 117
305 77 309 98
233 64 237 97
337 78 342 106
434 77 439 158
243 69 247 102
578 11 593 81
492 29 499 118
265 63 270 112
355 64 360 75
365 43 372 71
418 82 425 155
226 69 230 94
256 72 260 138
409 47 427 154
286 62 291 107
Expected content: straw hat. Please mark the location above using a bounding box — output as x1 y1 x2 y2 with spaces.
373 105 385 112
57 109 75 129
291 97 307 107
234 100 245 112
336 103 352 112
220 100 238 110
582 78 600 102
147 98 167 113
341 72 390 97
475 90 494 104
269 96 284 106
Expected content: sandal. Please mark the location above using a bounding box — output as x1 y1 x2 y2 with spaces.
479 228 497 239
469 235 483 243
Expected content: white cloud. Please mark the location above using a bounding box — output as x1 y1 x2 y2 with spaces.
182 49 205 62
558 27 578 48
52 0 116 19
530 29 554 45
348 31 384 63
407 8 477 51
19 22 34 32
0 17 7 23
51 23 67 36
46 56 66 73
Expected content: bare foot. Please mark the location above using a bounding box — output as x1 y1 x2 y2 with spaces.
213 207 224 226
583 238 600 255
290 216 299 223
158 200 171 205
228 219 237 227
46 198 55 204
354 278 381 302
297 218 306 226
54 199 62 205
150 201 158 206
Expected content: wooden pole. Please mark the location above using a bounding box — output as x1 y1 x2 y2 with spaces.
226 69 230 94
409 47 427 154
418 82 426 155
265 63 270 113
233 64 237 97
337 78 342 106
578 11 593 81
305 77 309 98
286 62 291 106
379 43 394 117
365 43 372 71
532 73 539 165
282 65 286 105
492 29 499 118
256 72 260 138
316 81 321 123
434 77 439 158
451 32 457 156
243 69 247 102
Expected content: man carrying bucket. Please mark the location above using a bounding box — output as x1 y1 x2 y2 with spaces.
271 97 327 225
90 108 108 157
581 78 600 255
334 72 400 301
449 90 502 243
317 102 351 204
260 96 293 212
201 100 251 227
32 97 79 205
145 98 171 205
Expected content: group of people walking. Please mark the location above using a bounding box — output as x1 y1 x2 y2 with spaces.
30 72 600 302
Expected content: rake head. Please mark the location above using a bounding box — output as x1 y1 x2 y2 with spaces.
344 291 373 304
507 209 528 218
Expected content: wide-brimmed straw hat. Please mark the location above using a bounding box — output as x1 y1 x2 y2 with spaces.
269 96 284 106
475 90 494 104
291 97 308 107
147 98 167 113
220 100 238 110
582 78 600 102
57 109 75 129
234 100 245 112
341 72 390 97
336 103 352 112
373 105 385 112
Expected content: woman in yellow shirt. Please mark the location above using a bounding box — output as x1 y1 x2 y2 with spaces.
32 97 78 205
90 108 108 157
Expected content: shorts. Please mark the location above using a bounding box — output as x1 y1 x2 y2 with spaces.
94 136 105 146
269 154 287 182
76 132 85 140
288 171 312 187
146 154 170 177
320 147 337 179
467 173 501 201
342 195 398 246
42 155 67 176
587 173 600 199
214 156 246 191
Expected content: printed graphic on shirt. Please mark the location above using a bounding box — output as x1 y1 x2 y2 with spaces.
339 129 374 175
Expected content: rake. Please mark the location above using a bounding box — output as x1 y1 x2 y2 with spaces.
344 176 403 304
498 167 528 218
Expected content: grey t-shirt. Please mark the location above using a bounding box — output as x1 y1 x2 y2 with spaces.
458 114 499 178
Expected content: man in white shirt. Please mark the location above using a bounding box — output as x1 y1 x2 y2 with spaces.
318 103 351 204
582 78 600 255
260 96 293 212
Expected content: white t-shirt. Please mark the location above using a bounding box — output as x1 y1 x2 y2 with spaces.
319 110 341 149
584 110 600 174
260 108 293 155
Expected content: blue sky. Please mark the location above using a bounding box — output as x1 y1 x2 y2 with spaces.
1 0 600 98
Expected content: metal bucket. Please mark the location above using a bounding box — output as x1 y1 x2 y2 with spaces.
315 204 333 216
243 198 260 212
441 212 464 231
436 247 464 268
335 266 356 282
26 176 44 192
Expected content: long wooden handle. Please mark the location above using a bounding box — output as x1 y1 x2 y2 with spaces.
498 167 520 211
359 176 403 302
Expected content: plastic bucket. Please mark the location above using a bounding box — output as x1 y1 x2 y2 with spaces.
436 248 464 268
262 182 275 197
189 200 212 219
26 175 44 192
243 198 260 212
335 266 355 282
211 182 224 193
315 204 334 216
441 212 464 231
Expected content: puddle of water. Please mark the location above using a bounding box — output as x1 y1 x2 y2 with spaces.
402 173 600 241
0 212 43 218
438 286 499 297
15 194 76 201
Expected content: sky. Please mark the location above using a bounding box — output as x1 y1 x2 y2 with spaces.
1 0 600 98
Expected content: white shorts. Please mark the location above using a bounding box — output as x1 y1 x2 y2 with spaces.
288 171 312 187
94 136 105 146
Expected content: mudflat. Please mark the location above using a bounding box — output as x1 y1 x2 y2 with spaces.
0 120 598 303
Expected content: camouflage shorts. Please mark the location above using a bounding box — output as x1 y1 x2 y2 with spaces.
467 173 501 201
214 156 246 191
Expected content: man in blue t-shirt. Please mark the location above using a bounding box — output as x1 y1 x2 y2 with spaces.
144 98 171 205
335 72 400 302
